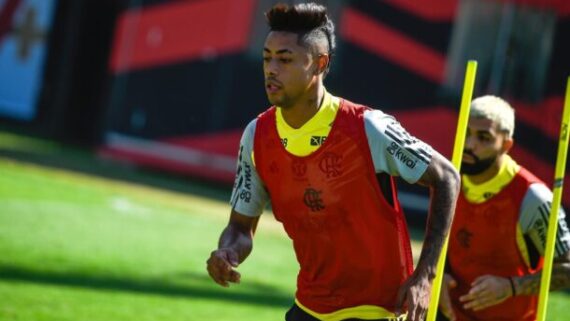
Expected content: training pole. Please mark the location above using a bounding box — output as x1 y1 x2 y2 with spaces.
426 60 477 321
536 77 570 321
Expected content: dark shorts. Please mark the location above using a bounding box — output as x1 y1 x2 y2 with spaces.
284 304 406 321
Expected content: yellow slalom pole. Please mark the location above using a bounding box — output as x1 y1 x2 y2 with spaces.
426 60 477 321
536 77 570 321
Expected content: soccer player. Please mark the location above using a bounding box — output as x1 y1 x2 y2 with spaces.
438 96 570 321
206 3 460 321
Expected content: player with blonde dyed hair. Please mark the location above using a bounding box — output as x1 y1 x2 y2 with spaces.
470 95 515 138
439 96 570 321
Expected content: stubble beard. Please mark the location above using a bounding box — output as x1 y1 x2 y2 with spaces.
268 92 296 109
460 154 498 175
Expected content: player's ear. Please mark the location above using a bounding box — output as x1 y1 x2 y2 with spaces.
316 54 329 75
501 136 514 154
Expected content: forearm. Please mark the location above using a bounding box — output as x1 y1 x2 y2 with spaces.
416 171 460 277
513 262 570 295
218 222 255 263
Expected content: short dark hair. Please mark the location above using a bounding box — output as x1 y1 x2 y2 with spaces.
265 2 336 75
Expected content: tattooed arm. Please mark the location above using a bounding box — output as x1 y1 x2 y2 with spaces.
513 251 570 295
458 254 570 312
414 151 461 279
395 151 460 321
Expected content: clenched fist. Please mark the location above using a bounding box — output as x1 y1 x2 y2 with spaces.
207 248 241 287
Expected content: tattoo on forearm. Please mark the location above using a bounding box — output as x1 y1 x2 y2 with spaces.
417 172 459 276
513 274 540 296
514 263 570 295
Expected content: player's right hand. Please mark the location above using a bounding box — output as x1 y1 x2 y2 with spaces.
440 273 457 321
206 248 241 287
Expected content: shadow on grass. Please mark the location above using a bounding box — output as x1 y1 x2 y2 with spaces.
173 271 286 294
0 265 293 308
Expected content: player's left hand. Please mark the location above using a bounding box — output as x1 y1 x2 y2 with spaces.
395 270 432 321
459 275 513 311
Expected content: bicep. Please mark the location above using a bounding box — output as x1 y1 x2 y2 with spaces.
416 151 457 188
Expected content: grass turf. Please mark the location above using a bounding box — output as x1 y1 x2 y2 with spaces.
0 156 298 320
0 133 568 320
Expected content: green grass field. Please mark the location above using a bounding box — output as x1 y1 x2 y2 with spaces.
0 133 568 320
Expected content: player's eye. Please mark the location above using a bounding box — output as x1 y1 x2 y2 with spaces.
478 134 492 143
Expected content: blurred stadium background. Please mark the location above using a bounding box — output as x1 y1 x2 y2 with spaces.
0 0 569 320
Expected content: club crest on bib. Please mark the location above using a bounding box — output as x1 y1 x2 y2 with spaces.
319 152 342 178
292 159 307 179
303 187 325 212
